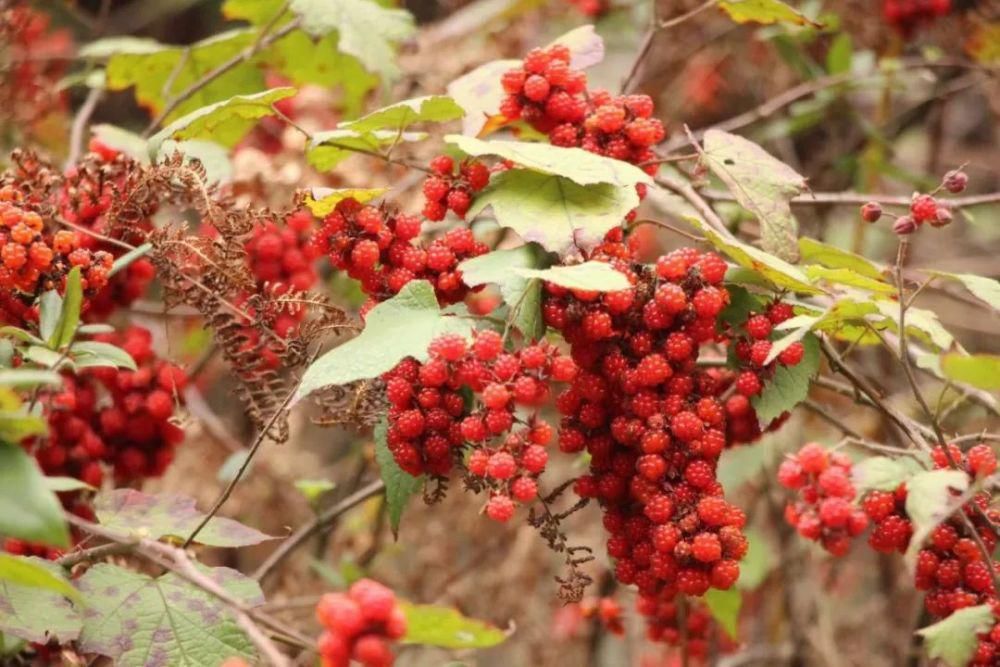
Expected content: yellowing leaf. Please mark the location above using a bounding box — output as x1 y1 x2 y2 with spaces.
149 88 296 150
702 129 807 261
717 0 822 27
799 237 884 279
514 262 630 292
940 353 1000 391
304 188 388 217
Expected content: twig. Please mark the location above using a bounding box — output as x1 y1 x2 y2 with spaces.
802 399 864 440
655 172 733 239
253 479 385 583
55 542 132 567
182 355 313 547
142 16 301 136
700 188 1000 209
65 87 104 169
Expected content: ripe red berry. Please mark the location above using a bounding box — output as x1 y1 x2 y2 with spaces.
486 494 515 522
911 194 939 223
486 451 517 480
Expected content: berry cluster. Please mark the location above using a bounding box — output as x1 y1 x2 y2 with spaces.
61 140 158 319
882 0 950 36
86 326 187 482
861 484 913 554
421 155 490 221
637 590 735 660
549 90 664 177
500 45 588 134
860 168 966 235
312 197 487 311
577 596 625 636
0 184 114 325
778 443 869 556
244 209 320 326
315 579 407 667
546 247 749 604
384 329 576 521
456 332 576 521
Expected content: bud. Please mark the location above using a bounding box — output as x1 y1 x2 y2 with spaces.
929 205 953 228
943 169 968 194
893 215 917 235
860 202 882 223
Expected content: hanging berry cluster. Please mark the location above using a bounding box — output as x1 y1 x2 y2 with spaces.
777 442 869 556
421 155 490 221
637 591 736 660
499 45 664 177
860 168 966 235
315 579 407 667
384 330 576 520
312 197 488 313
544 246 748 613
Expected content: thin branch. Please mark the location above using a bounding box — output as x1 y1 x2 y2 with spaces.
55 542 132 567
142 15 301 136
253 479 385 583
65 87 104 169
655 172 732 238
700 188 1000 209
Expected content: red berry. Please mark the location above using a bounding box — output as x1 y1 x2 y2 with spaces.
486 494 515 522
861 202 882 222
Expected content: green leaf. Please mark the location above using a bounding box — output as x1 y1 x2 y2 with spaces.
97 29 265 124
149 87 297 152
79 36 165 58
0 442 70 547
304 187 388 217
515 262 630 292
77 563 261 665
702 129 808 262
77 324 116 335
37 290 62 345
0 370 61 388
803 266 895 294
69 341 137 371
109 242 153 278
686 216 821 294
374 417 421 538
307 128 426 171
468 169 639 255
717 0 822 27
446 59 521 137
930 271 1000 313
736 528 775 591
342 95 464 134
0 327 42 345
717 440 768 490
22 346 66 369
720 286 764 330
0 555 79 601
940 353 1000 391
49 267 83 350
0 410 48 444
95 489 275 548
399 601 507 648
294 479 336 503
44 476 95 493
904 469 969 565
0 557 80 644
917 604 995 667
703 588 741 640
294 280 474 402
288 0 415 79
751 332 820 424
91 124 151 164
446 135 651 188
826 33 853 75
852 455 926 493
458 246 545 340
798 237 883 279
874 301 954 350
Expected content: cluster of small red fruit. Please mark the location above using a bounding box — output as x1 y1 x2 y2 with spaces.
781 441 1000 664
312 197 488 315
499 45 664 176
860 168 966 235
315 579 407 667
384 330 577 521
